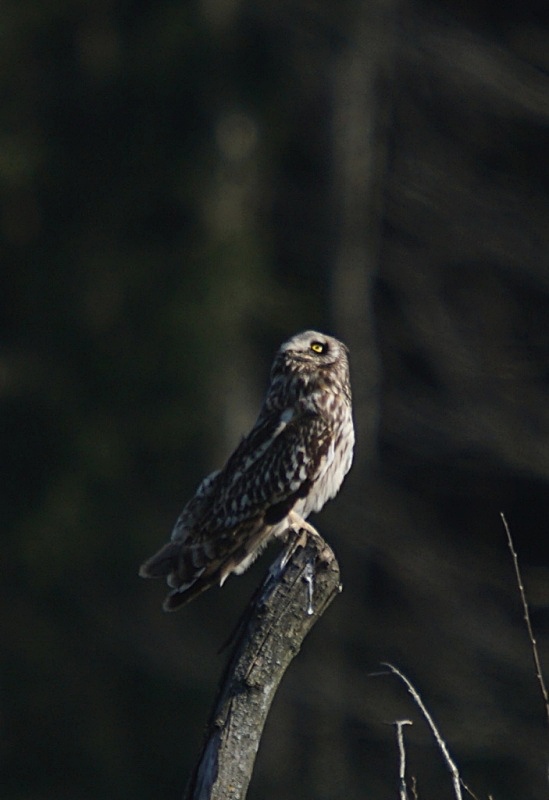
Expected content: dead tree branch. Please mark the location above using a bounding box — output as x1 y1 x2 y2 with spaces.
183 529 342 800
393 719 413 800
500 511 549 727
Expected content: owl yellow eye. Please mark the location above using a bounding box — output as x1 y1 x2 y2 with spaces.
310 341 326 354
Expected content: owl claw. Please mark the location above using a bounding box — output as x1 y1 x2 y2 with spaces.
287 510 321 539
280 525 307 570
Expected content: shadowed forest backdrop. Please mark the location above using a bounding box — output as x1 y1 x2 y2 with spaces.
3 0 549 798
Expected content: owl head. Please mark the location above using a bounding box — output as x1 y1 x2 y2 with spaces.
271 330 350 383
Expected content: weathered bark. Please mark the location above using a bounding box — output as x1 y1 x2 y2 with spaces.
182 530 341 800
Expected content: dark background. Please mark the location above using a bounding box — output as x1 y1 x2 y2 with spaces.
2 1 549 798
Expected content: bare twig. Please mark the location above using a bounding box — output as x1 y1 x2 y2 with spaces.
410 775 418 800
393 719 413 800
501 511 549 726
183 528 341 800
382 663 479 800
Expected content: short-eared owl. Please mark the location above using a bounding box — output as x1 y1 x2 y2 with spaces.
140 330 354 610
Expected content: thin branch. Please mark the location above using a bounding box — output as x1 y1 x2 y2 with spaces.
393 719 412 800
183 528 341 800
500 511 549 726
382 663 480 800
410 775 419 800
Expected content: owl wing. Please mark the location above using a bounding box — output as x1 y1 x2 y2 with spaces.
202 405 334 534
139 407 334 610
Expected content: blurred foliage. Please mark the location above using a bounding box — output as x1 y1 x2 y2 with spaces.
2 0 549 798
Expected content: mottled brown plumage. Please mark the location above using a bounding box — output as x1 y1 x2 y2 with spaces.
140 330 354 610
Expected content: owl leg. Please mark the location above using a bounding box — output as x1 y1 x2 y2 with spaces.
287 510 321 538
278 513 320 615
278 511 319 570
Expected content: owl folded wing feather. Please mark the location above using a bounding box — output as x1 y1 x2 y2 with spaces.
204 407 334 533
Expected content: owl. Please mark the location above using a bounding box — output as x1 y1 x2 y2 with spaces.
140 330 354 611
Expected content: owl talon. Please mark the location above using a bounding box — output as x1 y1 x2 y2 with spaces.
287 511 321 539
280 534 300 570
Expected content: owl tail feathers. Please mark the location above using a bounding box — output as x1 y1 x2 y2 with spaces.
139 541 181 579
140 541 211 611
163 579 211 611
